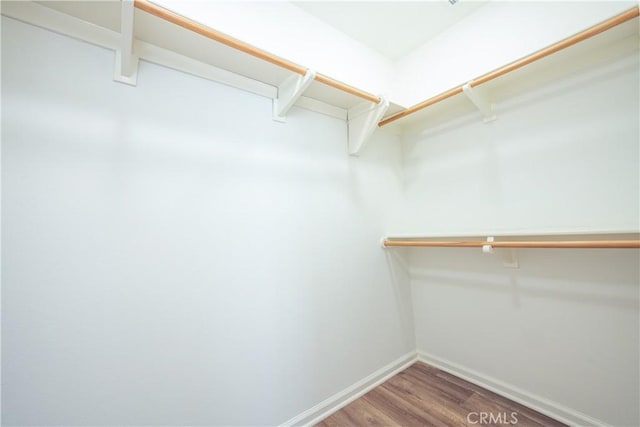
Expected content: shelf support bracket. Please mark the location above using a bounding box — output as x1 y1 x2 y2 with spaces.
483 237 519 268
500 249 519 269
114 0 139 86
347 96 389 156
273 70 316 122
462 83 496 123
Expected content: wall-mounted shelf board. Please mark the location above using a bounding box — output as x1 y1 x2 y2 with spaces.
384 229 640 239
382 11 639 132
7 2 635 140
34 0 121 32
383 231 640 249
134 7 293 89
6 1 405 121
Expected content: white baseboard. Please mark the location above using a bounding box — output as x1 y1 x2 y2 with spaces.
280 351 418 427
417 351 610 427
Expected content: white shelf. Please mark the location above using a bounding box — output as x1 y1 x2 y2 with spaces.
7 1 405 120
384 229 640 241
6 2 637 140
383 16 639 132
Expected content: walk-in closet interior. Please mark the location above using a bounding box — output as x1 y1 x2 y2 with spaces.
2 1 639 426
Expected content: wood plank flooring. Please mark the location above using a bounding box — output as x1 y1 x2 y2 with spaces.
316 362 566 427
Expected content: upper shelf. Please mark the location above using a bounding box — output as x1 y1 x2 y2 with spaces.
4 2 638 133
8 0 405 120
380 7 639 131
382 231 640 250
133 2 404 114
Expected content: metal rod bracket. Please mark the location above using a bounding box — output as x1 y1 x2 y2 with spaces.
483 237 519 268
482 237 494 254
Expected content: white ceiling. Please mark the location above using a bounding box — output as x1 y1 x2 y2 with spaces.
291 1 489 61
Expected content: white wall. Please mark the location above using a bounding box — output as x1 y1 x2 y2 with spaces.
402 33 639 426
401 51 639 235
393 1 637 106
411 248 639 426
1 17 414 426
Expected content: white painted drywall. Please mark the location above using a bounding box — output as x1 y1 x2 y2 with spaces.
411 247 639 426
1 17 414 426
291 1 489 61
402 36 640 426
392 1 637 107
153 0 395 99
401 50 639 235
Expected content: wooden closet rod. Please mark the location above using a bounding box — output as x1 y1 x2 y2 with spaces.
134 0 381 104
383 240 640 249
379 6 640 127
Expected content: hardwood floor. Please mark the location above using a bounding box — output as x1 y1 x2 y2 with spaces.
315 362 566 427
